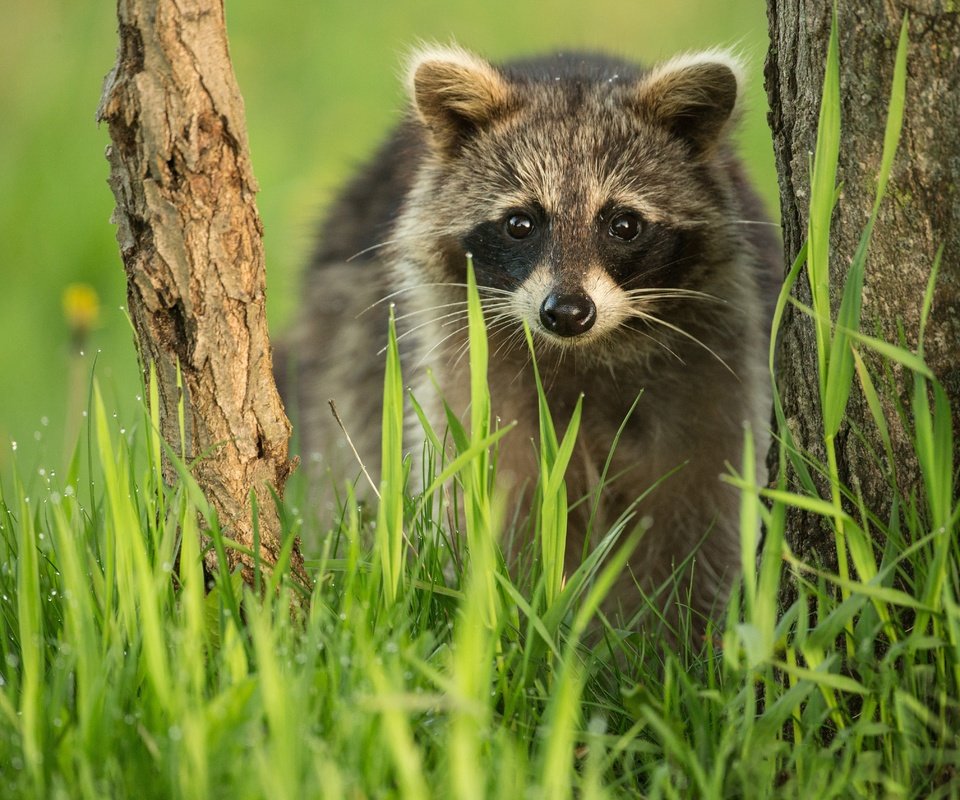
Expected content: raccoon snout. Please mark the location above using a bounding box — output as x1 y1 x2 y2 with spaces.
539 292 597 337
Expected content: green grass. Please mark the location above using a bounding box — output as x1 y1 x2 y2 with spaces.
2 9 959 800
1 252 957 797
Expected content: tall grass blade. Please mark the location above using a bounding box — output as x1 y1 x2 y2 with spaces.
822 12 908 437
376 304 405 605
807 7 841 398
15 476 43 791
94 383 172 710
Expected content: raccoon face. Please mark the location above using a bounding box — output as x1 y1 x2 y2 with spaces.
403 45 744 359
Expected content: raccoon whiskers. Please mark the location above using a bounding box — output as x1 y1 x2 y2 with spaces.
619 254 701 289
393 300 469 323
624 287 724 305
346 229 476 262
411 296 515 368
490 325 528 362
390 312 462 349
623 322 686 363
417 322 472 367
545 344 570 392
450 311 519 369
429 308 517 371
626 309 736 377
389 299 513 354
727 219 782 228
386 309 470 354
346 238 406 262
361 282 514 317
361 283 445 316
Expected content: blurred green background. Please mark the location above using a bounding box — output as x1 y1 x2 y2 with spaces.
0 0 777 473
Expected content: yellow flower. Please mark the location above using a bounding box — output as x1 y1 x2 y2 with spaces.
62 283 101 337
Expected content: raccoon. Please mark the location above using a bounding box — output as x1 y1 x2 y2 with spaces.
281 45 781 632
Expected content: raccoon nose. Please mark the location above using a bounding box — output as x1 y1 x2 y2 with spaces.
539 292 597 337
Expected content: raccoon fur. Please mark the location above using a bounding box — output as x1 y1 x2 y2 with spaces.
280 45 781 633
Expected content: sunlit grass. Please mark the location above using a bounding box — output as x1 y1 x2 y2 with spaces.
1 12 958 799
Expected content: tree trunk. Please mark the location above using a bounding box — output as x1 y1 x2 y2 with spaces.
98 0 303 583
765 2 959 571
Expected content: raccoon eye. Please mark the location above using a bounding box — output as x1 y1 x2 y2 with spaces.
609 212 642 242
505 212 535 240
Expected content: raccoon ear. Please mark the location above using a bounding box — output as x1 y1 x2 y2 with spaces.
407 45 512 155
632 52 742 156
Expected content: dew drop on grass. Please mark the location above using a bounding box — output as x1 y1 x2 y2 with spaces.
10 441 16 452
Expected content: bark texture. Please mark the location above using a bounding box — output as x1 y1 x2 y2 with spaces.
98 0 302 581
766 2 959 569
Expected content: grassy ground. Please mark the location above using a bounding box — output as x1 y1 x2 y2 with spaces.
1 259 957 797
2 5 958 800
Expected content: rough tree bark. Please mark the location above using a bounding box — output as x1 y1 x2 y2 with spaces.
98 0 303 582
766 3 959 571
